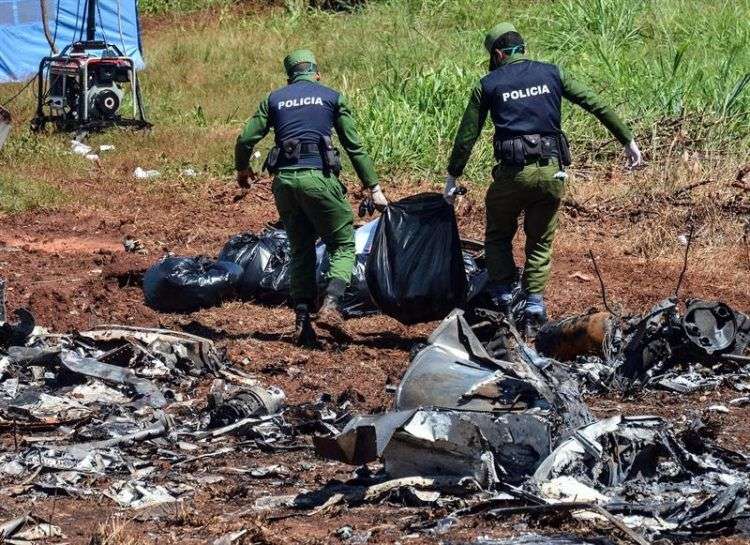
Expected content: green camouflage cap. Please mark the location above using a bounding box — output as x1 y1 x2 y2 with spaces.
484 22 517 52
283 49 318 76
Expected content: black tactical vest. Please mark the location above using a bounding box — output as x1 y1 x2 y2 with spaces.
268 80 340 170
480 59 563 142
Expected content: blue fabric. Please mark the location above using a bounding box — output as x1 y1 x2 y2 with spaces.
268 80 339 170
525 293 546 316
0 0 144 83
481 59 563 141
488 282 513 304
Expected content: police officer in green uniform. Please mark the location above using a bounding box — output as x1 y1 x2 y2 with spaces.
235 49 387 346
445 23 643 334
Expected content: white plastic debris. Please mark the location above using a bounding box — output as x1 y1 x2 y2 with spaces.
181 167 197 177
134 167 161 179
707 404 730 413
70 140 92 155
99 144 115 152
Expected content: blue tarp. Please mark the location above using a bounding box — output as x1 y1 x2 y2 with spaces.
0 0 144 83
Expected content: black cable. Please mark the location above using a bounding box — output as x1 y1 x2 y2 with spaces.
52 0 62 48
1 76 37 108
588 249 617 316
96 0 108 44
74 0 83 41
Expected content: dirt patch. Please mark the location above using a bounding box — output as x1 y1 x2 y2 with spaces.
0 232 122 254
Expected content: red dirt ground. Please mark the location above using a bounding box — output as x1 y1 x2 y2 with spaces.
1 173 749 544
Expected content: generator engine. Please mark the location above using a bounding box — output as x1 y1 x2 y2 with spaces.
32 41 149 132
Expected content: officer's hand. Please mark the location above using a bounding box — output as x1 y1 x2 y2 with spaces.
370 184 388 211
236 169 254 189
625 141 644 169
443 174 458 205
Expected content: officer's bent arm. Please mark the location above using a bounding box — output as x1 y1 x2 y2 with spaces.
559 67 633 146
235 95 272 171
333 95 379 189
447 82 489 178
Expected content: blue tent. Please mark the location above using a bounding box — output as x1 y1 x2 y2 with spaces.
0 0 145 83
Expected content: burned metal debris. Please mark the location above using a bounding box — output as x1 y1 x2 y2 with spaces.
309 307 750 542
536 298 750 393
0 312 307 510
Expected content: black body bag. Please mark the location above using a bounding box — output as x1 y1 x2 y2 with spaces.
365 192 467 324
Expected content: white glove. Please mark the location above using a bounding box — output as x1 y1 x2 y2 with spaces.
370 184 388 210
625 140 644 169
444 174 457 205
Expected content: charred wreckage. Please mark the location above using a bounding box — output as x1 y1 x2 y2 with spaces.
1 276 750 543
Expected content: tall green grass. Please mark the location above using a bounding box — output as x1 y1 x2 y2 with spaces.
135 0 749 179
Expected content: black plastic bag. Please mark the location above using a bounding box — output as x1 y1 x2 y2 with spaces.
143 257 242 312
463 252 489 303
218 229 295 300
366 193 467 324
221 228 376 316
340 254 378 318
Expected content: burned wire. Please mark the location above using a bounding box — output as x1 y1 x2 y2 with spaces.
674 222 695 299
588 249 617 316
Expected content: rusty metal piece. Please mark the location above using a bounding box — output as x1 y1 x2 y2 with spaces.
535 312 613 362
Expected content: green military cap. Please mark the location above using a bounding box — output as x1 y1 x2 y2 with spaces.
484 22 517 52
284 49 318 76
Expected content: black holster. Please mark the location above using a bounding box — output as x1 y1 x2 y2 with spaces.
557 132 572 166
263 146 281 174
264 138 302 174
321 135 342 176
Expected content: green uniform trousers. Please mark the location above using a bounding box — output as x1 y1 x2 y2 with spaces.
485 162 565 294
272 169 355 303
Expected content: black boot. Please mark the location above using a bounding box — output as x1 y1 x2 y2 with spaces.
523 294 548 339
294 303 318 348
316 279 352 341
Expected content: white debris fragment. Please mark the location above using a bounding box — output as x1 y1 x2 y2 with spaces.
181 167 198 177
69 382 129 405
14 523 65 541
134 167 161 179
70 140 92 155
540 476 609 504
707 404 730 413
85 153 100 162
99 144 115 152
106 480 177 509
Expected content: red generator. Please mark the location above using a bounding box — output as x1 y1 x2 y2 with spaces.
31 40 150 132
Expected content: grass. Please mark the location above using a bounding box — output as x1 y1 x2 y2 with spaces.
0 173 66 213
0 0 747 256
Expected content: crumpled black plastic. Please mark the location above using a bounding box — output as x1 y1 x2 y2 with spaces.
143 257 242 313
365 193 467 325
219 228 377 317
